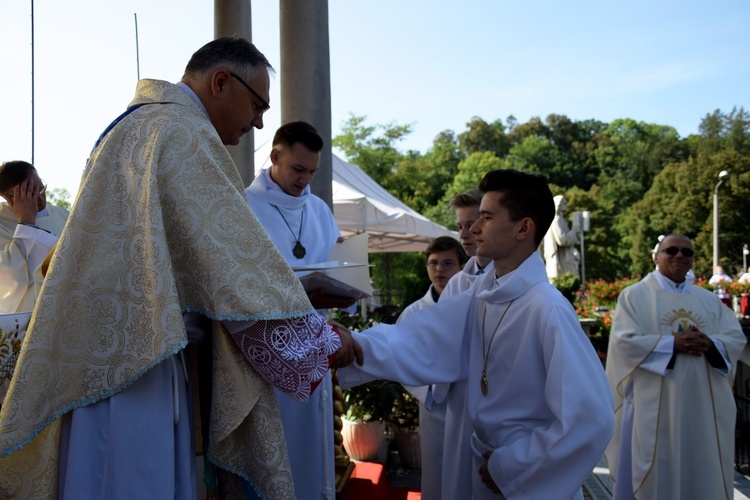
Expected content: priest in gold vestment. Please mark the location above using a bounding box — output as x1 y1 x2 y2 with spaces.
0 37 359 500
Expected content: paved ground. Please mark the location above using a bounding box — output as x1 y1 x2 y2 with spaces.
583 457 750 500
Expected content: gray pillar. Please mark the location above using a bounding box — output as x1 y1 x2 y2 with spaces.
280 0 333 208
215 0 255 187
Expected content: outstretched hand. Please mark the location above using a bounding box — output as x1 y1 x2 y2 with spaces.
329 320 364 368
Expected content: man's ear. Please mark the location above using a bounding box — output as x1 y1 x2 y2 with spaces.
269 148 280 165
209 69 231 98
516 217 535 242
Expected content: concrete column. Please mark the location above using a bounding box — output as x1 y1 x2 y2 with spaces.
280 0 333 208
215 0 255 187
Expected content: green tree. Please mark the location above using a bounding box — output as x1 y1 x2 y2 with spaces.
598 119 680 191
458 117 511 158
388 131 463 215
507 116 549 146
333 114 412 189
624 150 750 276
47 188 71 210
504 135 577 187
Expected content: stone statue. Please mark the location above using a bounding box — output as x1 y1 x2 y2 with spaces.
543 195 580 280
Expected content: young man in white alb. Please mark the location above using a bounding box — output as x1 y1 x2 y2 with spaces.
339 169 614 499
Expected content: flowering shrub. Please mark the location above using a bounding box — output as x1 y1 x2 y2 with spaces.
728 281 750 296
566 276 640 362
695 277 714 291
695 277 750 297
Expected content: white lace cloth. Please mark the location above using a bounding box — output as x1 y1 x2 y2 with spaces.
226 314 340 402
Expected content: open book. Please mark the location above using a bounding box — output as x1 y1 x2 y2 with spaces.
293 232 373 299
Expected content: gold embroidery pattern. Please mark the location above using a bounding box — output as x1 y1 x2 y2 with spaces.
660 307 706 336
0 80 309 499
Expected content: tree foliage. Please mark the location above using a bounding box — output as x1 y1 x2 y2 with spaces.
47 188 71 210
333 107 750 310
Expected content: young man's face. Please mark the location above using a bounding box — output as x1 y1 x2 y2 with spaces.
269 142 320 197
426 249 462 294
471 191 522 263
455 205 481 257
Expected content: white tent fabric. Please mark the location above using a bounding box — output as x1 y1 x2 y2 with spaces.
253 141 458 253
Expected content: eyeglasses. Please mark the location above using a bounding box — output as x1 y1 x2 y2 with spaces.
427 260 459 271
229 71 270 117
660 246 695 257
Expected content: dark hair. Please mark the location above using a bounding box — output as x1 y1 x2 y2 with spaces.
273 121 324 153
0 160 36 193
449 189 483 209
426 236 467 265
183 36 274 81
478 169 554 246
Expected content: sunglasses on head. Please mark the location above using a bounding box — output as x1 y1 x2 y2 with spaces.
661 246 695 257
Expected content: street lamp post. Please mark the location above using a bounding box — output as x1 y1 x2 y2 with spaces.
572 211 591 291
743 244 749 273
713 170 730 272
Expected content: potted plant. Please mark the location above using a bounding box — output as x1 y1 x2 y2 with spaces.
341 379 402 461
390 388 421 469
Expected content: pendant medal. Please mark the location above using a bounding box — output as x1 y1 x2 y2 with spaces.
293 241 307 259
480 370 488 396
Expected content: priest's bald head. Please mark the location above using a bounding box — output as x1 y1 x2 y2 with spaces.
182 36 274 145
655 234 695 284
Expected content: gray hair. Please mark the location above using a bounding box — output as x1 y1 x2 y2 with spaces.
183 36 274 82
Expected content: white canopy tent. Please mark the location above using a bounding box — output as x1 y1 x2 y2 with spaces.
254 141 458 252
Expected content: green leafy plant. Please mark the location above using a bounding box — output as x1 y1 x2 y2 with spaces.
551 273 581 304
390 388 420 431
342 379 403 423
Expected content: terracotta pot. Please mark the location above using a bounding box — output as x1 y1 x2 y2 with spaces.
341 419 385 461
394 428 421 469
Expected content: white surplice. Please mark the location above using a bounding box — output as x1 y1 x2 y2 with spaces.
340 252 614 499
0 204 68 313
396 285 442 499
246 168 341 500
435 255 493 500
605 272 746 499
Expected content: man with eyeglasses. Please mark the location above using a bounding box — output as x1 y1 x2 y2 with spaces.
0 37 363 500
605 233 745 499
398 236 466 325
395 235 465 499
0 160 68 314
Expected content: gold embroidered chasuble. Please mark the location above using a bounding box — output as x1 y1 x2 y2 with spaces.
0 80 318 499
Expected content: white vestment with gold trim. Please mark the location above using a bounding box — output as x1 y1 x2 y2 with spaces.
605 272 746 499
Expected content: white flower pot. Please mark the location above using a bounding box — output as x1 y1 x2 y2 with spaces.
341 419 385 461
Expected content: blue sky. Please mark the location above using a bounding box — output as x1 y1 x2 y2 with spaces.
1 1 748 197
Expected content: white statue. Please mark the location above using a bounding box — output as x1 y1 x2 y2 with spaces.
543 195 580 280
